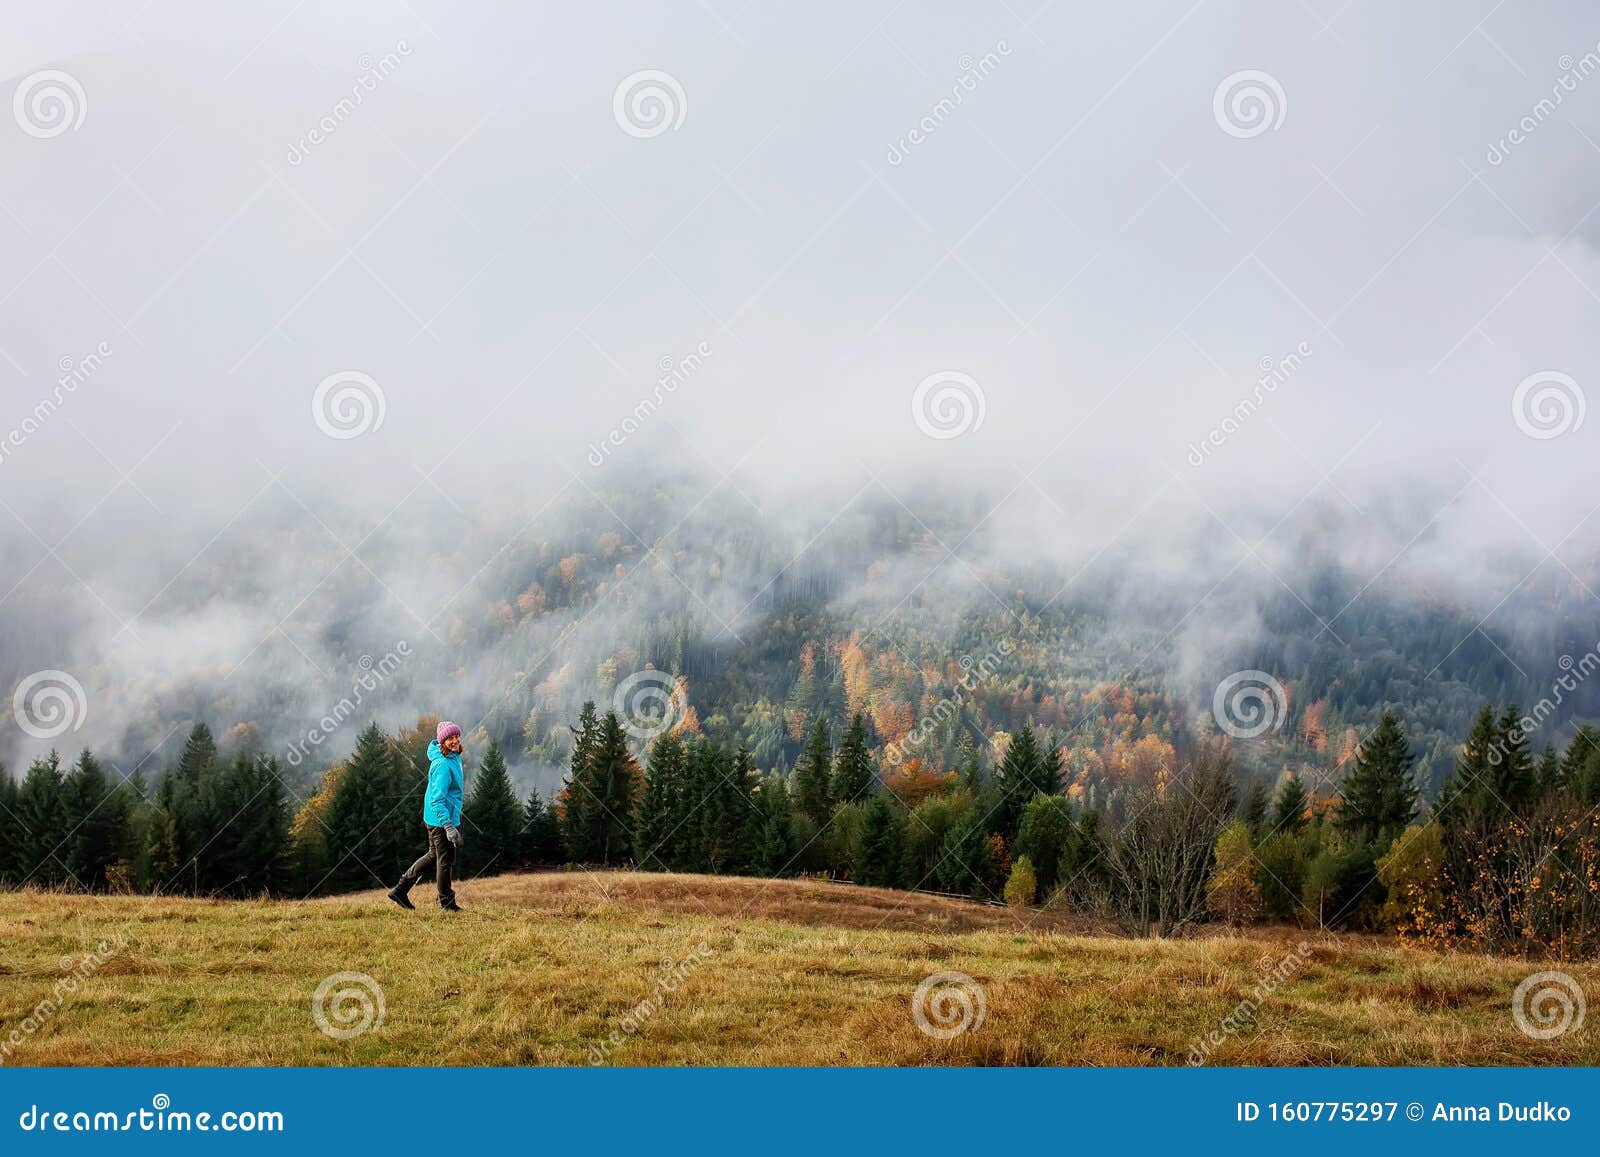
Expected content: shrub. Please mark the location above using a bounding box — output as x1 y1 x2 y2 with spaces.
1004 855 1038 907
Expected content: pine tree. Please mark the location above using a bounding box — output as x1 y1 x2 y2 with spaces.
1333 711 1418 845
955 733 985 793
795 716 833 827
1270 774 1308 835
1433 702 1497 823
558 702 600 859
1015 793 1076 897
145 806 180 893
15 752 68 887
831 713 875 806
633 732 686 870
854 794 903 888
465 739 523 876
937 815 997 900
753 775 798 877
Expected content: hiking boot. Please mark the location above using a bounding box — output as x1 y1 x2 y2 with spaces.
387 880 416 910
440 899 463 912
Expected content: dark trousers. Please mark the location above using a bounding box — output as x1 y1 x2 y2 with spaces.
400 825 456 906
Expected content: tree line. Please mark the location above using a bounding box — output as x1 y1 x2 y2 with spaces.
3 697 1597 957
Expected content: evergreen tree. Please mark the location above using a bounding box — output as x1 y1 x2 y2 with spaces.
703 746 758 875
633 732 686 870
322 723 406 893
1015 793 1077 897
562 712 638 864
1270 774 1309 835
853 793 903 888
991 724 1058 839
1333 711 1418 846
176 722 219 790
1239 778 1271 839
1561 725 1600 804
465 739 523 876
831 713 875 805
15 752 68 887
213 753 291 895
753 775 799 877
145 806 180 893
937 814 997 900
520 792 565 864
795 716 833 827
62 750 129 891
955 733 985 793
0 765 19 883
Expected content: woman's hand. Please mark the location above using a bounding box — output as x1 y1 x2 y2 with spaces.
445 824 463 848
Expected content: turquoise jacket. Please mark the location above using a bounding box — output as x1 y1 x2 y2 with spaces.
423 739 464 828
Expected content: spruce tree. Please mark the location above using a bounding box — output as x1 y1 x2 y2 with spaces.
466 739 523 876
62 750 130 891
1433 702 1497 823
176 722 218 789
633 731 686 870
563 712 638 864
1015 793 1076 896
214 753 291 895
0 765 19 883
831 713 876 805
1333 711 1418 846
704 746 758 875
795 716 833 827
854 793 903 888
558 701 601 858
1561 725 1600 804
322 723 404 892
753 774 799 877
992 724 1058 839
1270 774 1309 835
520 792 564 864
1239 778 1271 840
15 752 68 887
955 733 985 793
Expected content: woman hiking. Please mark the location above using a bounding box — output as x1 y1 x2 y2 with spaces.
388 721 466 912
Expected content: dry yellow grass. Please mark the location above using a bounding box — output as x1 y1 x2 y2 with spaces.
0 870 1594 1066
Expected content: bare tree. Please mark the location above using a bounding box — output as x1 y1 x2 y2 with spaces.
1099 748 1234 937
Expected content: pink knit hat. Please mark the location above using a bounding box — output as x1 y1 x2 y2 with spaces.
437 721 462 743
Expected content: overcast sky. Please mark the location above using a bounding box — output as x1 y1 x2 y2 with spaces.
2 2 1597 770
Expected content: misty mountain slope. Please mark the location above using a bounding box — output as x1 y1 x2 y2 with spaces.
6 477 1593 804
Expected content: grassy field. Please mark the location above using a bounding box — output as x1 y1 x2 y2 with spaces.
0 870 1594 1066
